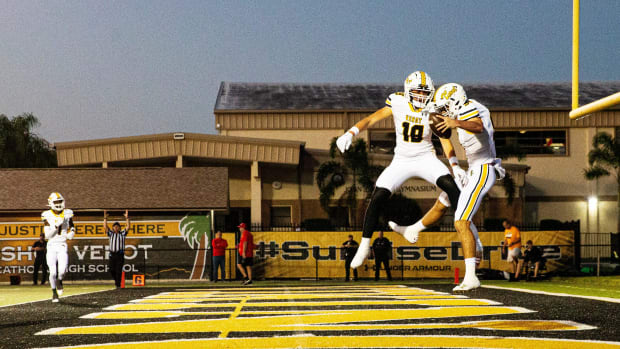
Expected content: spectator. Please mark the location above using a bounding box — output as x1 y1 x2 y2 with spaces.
212 230 228 282
32 233 48 285
103 210 131 289
502 219 522 281
518 240 545 281
236 223 255 285
371 231 392 281
342 235 359 281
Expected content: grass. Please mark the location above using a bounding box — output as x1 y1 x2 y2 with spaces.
0 284 115 307
483 276 620 299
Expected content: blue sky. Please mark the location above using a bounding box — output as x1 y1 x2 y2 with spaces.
0 1 618 142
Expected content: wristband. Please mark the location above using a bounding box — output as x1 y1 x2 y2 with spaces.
449 156 459 166
348 126 360 136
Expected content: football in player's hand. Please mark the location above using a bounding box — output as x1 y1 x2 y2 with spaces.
429 112 451 139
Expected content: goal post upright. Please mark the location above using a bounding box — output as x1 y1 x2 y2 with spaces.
569 0 620 120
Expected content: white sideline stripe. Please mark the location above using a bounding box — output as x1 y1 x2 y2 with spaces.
33 335 620 348
481 285 620 303
0 288 114 309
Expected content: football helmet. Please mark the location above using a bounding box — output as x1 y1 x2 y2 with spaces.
404 71 435 109
48 192 65 211
434 83 468 119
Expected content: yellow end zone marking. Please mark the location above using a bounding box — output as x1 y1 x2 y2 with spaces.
218 295 247 338
38 306 533 335
38 335 620 349
106 298 498 311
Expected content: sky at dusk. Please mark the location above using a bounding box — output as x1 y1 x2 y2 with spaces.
1 1 618 143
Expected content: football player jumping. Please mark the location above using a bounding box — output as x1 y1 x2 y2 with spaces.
42 192 75 302
395 83 505 291
335 71 464 269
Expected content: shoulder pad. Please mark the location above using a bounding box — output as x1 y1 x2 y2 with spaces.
41 210 51 220
64 209 74 218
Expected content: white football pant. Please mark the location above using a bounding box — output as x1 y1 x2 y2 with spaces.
375 153 451 192
46 243 68 289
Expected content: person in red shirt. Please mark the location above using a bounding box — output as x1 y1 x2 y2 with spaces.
211 231 228 282
236 223 255 285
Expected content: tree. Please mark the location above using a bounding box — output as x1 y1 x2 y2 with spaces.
584 132 620 233
0 113 57 168
316 138 421 229
316 138 379 228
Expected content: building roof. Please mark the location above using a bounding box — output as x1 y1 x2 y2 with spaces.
0 167 228 212
214 81 620 111
54 132 304 167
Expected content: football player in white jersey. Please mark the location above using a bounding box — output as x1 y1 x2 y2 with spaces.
397 83 505 291
42 192 75 302
335 71 464 269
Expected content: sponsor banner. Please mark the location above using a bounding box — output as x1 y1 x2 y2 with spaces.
0 228 574 281
252 230 575 279
0 215 216 282
0 220 182 239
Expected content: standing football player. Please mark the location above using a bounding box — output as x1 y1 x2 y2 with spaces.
42 192 75 302
335 71 464 268
410 83 504 291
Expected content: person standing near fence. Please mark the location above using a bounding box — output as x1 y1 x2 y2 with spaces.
342 235 359 282
371 231 392 281
236 223 255 285
503 219 522 281
103 210 131 289
212 230 227 282
32 233 48 285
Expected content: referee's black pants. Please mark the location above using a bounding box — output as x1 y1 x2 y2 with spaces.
374 256 392 281
109 252 125 288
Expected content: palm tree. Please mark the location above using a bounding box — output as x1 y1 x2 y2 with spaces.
584 132 620 233
179 213 212 280
316 138 382 228
0 113 56 168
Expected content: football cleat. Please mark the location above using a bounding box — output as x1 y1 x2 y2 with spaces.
52 289 59 303
57 280 64 296
389 221 419 244
452 277 481 292
350 242 370 269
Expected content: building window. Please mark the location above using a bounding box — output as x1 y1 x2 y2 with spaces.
495 130 567 156
270 206 292 227
369 131 444 156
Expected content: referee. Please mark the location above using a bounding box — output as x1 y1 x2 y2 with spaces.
103 210 131 288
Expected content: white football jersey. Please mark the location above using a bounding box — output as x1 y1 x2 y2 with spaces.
41 209 74 245
385 92 434 158
455 99 497 166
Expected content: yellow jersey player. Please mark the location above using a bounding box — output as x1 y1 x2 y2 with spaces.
42 192 75 302
430 83 504 291
335 71 463 269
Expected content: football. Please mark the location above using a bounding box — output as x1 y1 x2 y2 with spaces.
428 112 451 139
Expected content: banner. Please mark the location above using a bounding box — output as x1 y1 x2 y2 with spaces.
0 226 574 281
0 215 216 282
251 230 575 279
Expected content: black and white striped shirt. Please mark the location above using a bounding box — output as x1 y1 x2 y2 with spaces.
107 229 128 253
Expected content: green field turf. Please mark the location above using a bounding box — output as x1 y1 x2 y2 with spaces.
484 276 620 299
0 284 114 307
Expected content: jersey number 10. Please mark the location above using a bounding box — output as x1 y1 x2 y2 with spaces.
402 122 423 143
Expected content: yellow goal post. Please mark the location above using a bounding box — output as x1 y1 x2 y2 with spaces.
570 0 620 120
